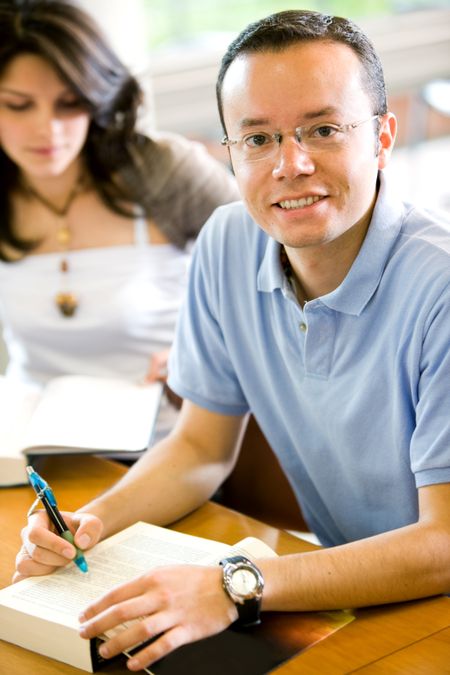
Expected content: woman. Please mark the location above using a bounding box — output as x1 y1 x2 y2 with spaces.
0 0 238 442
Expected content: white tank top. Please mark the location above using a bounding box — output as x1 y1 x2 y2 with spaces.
0 215 192 440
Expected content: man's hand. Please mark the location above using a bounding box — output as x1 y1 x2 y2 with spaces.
13 510 103 582
78 564 238 671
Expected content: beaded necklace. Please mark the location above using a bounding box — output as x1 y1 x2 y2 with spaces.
23 177 85 317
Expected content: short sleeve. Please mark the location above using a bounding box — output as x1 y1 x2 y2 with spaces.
167 210 249 415
411 281 450 486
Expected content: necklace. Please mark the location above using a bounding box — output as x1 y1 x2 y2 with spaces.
23 177 85 317
280 245 309 307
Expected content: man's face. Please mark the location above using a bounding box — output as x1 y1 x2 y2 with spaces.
221 41 395 251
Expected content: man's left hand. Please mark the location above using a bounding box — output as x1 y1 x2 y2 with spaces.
78 564 238 671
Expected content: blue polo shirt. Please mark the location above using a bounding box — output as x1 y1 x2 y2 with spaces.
168 174 450 547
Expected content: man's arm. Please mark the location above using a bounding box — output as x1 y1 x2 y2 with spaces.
15 402 246 579
260 482 450 610
76 483 450 672
83 401 246 537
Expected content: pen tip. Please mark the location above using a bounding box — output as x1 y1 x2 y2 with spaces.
76 559 89 574
26 466 34 475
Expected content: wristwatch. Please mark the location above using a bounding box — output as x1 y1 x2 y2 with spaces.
220 555 264 628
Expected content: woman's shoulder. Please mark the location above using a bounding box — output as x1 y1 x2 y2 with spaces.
144 129 202 154
130 130 227 178
119 131 239 247
114 132 198 205
131 129 239 202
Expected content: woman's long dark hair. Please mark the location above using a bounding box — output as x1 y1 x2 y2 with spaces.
0 0 148 259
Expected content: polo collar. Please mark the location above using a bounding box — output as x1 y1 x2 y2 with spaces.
257 172 405 316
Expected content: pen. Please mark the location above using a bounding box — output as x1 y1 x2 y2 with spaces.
26 466 88 573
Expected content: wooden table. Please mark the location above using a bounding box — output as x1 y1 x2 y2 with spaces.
1 456 449 674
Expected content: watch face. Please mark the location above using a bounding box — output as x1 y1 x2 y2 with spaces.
230 568 258 596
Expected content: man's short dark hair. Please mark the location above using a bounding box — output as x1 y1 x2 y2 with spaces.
216 10 387 132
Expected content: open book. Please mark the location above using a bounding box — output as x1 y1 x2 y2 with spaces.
0 375 162 487
0 521 354 674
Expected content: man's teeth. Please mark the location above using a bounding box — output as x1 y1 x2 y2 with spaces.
279 195 322 209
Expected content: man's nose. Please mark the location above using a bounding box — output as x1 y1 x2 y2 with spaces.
271 137 315 179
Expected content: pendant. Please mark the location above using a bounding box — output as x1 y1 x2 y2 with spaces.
55 292 79 317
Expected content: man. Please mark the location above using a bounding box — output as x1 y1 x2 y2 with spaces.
15 10 450 672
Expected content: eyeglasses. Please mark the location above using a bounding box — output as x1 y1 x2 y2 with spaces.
221 114 381 162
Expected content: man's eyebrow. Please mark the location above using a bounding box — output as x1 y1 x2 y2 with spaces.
302 106 340 120
237 107 341 130
238 117 271 129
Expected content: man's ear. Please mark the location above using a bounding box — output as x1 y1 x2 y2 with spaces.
377 112 397 169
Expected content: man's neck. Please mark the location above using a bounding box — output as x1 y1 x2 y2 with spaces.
284 212 373 302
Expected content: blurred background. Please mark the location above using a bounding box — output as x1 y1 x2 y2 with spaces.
1 0 449 371
77 0 450 211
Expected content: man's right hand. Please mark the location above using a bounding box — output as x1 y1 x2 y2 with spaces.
13 510 103 582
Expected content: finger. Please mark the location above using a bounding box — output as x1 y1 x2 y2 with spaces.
80 574 154 622
15 543 70 578
12 572 28 583
27 511 100 554
16 511 102 582
14 546 58 580
126 626 189 671
24 525 76 563
95 611 175 660
27 509 51 527
70 512 103 550
79 591 160 640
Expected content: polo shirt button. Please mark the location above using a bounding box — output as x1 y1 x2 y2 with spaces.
299 322 307 333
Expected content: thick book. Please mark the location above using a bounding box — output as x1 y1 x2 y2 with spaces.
0 375 162 487
0 521 354 674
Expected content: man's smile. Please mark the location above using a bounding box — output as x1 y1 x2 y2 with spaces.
276 195 326 209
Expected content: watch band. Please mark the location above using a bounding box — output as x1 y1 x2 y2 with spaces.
233 593 261 628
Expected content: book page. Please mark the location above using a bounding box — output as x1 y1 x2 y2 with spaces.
222 536 277 562
0 522 354 675
0 377 41 485
23 376 162 453
0 522 235 627
0 377 41 456
0 522 242 672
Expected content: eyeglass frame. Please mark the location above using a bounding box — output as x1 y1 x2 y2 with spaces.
221 114 382 161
